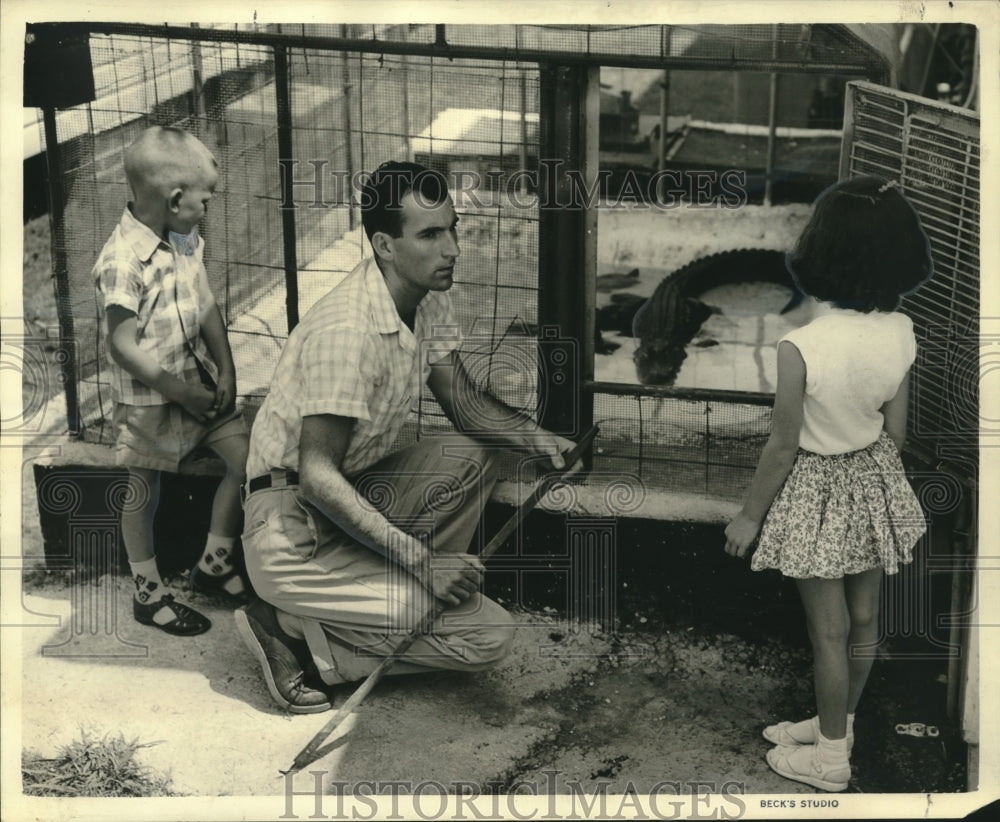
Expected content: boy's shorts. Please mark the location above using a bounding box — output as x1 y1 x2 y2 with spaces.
113 402 246 472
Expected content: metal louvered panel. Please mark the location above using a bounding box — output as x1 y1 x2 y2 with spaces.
842 81 980 483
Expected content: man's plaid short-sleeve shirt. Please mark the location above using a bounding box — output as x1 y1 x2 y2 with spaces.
247 256 460 479
93 207 216 405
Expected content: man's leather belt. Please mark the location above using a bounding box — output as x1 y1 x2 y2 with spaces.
247 470 300 494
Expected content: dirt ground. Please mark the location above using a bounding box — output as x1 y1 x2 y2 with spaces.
14 497 969 804
7 407 980 815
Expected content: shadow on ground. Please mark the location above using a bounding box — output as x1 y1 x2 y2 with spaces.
18 508 967 797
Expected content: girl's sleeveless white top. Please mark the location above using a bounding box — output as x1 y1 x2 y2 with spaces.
780 309 917 455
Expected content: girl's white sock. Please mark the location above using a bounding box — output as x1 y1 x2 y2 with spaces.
817 729 850 765
806 713 854 744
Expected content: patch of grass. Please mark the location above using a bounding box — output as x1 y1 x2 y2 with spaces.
22 731 174 797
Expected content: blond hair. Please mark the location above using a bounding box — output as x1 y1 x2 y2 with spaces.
124 126 215 201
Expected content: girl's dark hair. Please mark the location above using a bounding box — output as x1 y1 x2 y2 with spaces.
360 161 450 242
787 175 933 312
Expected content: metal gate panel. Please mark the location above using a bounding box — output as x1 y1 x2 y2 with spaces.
841 80 980 482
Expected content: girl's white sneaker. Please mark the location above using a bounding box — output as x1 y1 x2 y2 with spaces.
763 716 854 754
766 743 850 792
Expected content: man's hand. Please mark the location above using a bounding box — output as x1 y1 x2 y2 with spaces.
531 432 583 475
179 384 218 422
426 354 585 477
724 513 761 559
545 434 580 472
423 553 484 607
214 368 237 416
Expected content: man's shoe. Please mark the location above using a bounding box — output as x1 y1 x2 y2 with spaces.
234 599 331 714
134 594 211 636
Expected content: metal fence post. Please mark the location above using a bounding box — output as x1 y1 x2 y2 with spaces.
340 24 357 230
190 24 206 121
274 44 300 333
537 64 597 443
764 25 780 206
41 107 81 436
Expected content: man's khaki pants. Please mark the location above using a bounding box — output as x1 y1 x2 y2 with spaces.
242 435 514 684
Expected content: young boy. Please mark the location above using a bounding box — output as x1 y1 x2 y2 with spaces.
94 125 250 635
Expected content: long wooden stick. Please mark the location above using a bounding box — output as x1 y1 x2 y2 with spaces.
281 426 599 775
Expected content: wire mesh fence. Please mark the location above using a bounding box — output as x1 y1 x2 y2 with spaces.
27 22 902 500
590 388 772 497
54 30 285 442
31 25 547 446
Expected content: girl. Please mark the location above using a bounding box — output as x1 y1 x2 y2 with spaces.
724 175 933 791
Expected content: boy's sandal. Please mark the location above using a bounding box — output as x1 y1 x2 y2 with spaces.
134 594 211 636
189 563 253 604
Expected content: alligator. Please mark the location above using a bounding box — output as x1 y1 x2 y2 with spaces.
619 249 800 385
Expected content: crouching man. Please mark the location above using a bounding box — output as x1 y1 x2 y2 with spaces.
237 161 576 712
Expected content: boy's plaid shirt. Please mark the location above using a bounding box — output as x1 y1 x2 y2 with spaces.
94 207 217 405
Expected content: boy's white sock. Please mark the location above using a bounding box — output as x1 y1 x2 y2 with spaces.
196 533 245 595
129 557 174 626
129 557 165 604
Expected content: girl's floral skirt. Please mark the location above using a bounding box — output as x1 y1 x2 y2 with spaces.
751 431 926 579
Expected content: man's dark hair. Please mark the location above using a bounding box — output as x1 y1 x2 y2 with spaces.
360 161 450 242
787 175 933 313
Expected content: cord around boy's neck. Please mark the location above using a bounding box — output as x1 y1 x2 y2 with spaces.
128 199 171 241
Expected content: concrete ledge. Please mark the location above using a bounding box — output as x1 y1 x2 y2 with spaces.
492 478 739 524
28 439 740 584
33 440 740 523
30 437 226 476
